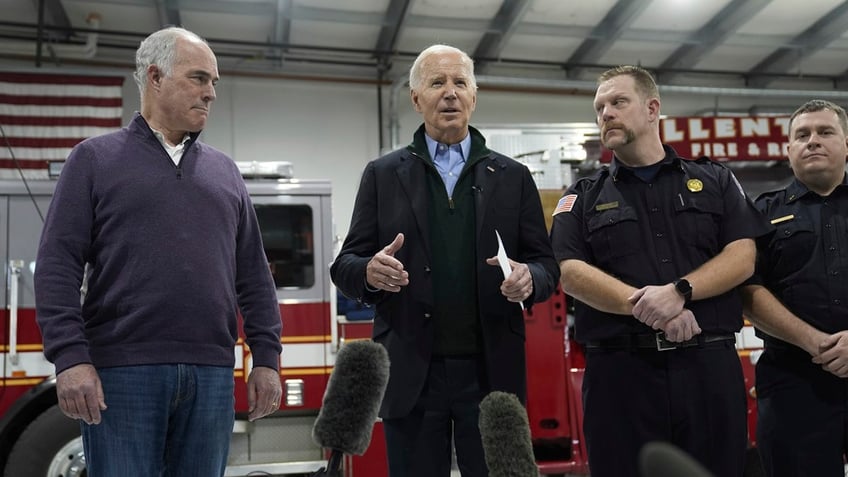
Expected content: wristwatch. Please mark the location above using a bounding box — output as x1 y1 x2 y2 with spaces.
674 278 693 302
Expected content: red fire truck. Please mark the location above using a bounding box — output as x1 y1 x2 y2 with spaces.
0 162 360 476
1 158 766 476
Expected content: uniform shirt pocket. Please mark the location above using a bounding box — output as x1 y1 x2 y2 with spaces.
768 218 816 278
586 206 640 265
673 195 721 253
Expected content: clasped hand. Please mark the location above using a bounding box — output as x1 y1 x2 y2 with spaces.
629 284 701 342
812 331 848 378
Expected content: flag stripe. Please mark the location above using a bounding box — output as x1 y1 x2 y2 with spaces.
0 147 75 160
1 105 123 118
0 72 123 174
0 115 122 127
0 159 49 169
5 137 88 148
0 83 123 98
0 72 124 86
2 124 120 137
0 94 123 107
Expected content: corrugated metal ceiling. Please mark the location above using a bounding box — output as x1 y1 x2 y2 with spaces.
2 0 847 90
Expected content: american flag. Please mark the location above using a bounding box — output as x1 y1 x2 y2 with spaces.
0 72 124 179
553 194 578 216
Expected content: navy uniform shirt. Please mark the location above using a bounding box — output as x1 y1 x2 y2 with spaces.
749 174 848 347
550 145 772 342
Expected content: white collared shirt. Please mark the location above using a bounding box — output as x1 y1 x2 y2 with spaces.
150 128 191 166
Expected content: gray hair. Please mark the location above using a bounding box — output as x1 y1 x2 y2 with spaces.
133 27 208 95
788 99 848 135
408 44 477 92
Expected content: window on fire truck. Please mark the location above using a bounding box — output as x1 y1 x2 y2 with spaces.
253 204 315 289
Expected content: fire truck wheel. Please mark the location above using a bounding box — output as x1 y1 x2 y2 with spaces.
4 405 85 477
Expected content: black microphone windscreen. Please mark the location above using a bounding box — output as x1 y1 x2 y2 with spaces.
311 340 390 456
478 391 539 477
639 441 714 477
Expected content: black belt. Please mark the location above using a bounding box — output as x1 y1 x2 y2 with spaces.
585 332 736 351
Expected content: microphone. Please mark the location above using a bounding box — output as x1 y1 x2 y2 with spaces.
639 441 714 477
311 340 390 476
478 391 539 477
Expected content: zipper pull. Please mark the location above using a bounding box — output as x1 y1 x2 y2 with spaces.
448 197 454 209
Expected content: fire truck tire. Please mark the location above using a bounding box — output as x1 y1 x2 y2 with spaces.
4 405 84 477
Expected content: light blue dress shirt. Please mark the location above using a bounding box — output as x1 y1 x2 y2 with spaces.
425 133 471 198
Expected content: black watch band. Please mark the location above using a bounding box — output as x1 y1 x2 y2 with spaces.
674 278 693 302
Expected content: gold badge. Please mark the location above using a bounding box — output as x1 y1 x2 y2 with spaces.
686 179 703 192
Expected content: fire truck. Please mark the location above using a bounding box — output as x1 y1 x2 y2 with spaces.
0 161 371 477
1 155 768 476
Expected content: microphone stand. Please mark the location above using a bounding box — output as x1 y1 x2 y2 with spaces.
310 449 342 477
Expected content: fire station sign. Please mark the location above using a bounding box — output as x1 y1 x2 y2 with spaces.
661 116 790 161
601 116 791 163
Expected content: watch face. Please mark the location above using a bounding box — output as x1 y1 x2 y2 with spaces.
676 279 692 297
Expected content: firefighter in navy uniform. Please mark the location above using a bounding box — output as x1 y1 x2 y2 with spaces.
741 99 848 477
549 65 771 477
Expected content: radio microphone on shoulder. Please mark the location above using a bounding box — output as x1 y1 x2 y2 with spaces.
639 441 714 477
478 391 539 477
310 340 390 477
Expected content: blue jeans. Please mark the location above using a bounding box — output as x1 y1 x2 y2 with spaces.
82 364 235 477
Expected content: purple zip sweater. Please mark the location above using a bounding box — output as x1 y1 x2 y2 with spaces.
35 113 282 374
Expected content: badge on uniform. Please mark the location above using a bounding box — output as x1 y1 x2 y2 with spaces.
595 201 619 211
686 179 703 192
553 194 577 215
770 214 794 225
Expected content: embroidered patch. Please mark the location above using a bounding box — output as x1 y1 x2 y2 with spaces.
553 194 578 215
595 201 619 211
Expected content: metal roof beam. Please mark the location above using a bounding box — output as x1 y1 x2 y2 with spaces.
565 0 652 79
658 0 771 83
34 0 72 39
273 0 291 45
747 1 848 88
472 0 533 72
374 0 413 55
268 0 291 67
156 0 182 27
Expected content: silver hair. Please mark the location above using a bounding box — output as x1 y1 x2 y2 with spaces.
133 27 208 95
408 44 477 92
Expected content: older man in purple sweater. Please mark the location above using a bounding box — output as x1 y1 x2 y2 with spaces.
34 27 282 476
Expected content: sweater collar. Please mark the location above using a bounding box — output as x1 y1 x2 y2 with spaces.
407 124 491 162
130 112 202 148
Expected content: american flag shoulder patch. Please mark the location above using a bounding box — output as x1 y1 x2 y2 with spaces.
553 194 578 216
